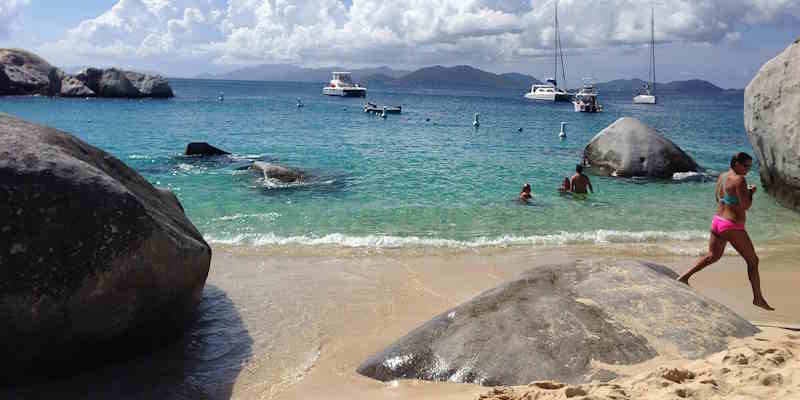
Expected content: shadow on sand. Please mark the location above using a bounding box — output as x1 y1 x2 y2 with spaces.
1 285 252 400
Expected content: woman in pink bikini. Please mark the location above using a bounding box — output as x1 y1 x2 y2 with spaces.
678 152 774 311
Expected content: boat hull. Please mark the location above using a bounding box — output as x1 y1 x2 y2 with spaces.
573 102 603 113
524 92 571 102
633 94 657 104
323 87 367 97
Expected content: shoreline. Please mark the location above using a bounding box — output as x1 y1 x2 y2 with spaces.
205 242 800 399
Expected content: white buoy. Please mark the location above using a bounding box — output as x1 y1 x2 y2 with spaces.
297 98 303 108
380 106 387 119
218 91 224 101
473 113 480 127
559 122 567 139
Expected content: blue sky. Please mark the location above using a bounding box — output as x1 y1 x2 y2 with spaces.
2 0 798 88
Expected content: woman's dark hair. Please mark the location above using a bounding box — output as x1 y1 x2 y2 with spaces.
576 164 583 173
730 152 753 168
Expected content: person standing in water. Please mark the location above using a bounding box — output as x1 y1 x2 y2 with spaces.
570 164 593 199
519 183 532 202
678 152 774 311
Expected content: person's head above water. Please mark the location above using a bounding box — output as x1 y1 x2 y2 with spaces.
522 183 531 193
730 152 753 175
575 164 583 174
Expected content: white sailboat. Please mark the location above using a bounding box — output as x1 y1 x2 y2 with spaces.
634 8 657 104
525 1 570 102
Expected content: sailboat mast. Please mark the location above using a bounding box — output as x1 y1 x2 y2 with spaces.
651 7 656 93
554 1 558 89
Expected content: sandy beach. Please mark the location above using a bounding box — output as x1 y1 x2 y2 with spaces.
201 241 800 400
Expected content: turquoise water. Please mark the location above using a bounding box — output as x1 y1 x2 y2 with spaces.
3 79 799 251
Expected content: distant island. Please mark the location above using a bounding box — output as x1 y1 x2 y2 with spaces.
195 64 739 94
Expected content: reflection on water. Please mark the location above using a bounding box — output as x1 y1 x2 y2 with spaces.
1 285 252 400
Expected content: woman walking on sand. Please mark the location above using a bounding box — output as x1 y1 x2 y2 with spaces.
678 152 774 311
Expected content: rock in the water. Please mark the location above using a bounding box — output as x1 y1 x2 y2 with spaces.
744 39 800 211
0 49 56 96
124 70 174 98
0 113 211 381
185 142 231 156
357 260 757 386
251 161 304 183
584 117 700 178
60 74 95 97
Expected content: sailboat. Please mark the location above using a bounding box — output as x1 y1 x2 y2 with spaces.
634 8 657 104
525 1 570 102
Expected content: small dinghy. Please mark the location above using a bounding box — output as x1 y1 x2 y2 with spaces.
364 102 402 114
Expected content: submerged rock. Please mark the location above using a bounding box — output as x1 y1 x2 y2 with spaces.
0 114 211 381
357 260 757 386
251 161 305 183
744 39 800 211
584 117 700 178
185 142 231 156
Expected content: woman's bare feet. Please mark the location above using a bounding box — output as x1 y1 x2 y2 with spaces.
753 298 775 311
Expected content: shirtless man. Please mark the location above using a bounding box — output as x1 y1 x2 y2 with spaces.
570 164 593 197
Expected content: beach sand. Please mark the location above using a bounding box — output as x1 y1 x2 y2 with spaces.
205 242 800 400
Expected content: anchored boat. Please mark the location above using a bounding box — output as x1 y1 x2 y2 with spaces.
323 72 367 97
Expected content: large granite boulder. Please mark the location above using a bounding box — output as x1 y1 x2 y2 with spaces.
0 49 56 95
357 260 758 386
0 48 174 98
744 39 800 211
0 114 211 381
584 117 700 178
251 161 305 183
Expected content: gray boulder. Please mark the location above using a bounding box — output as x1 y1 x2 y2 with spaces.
185 142 230 156
584 117 700 178
251 161 305 183
357 260 757 386
60 74 95 97
125 70 174 98
744 39 800 211
0 48 56 95
0 114 211 380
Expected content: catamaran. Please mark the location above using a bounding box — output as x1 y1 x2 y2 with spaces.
525 1 570 102
323 72 367 97
634 8 657 104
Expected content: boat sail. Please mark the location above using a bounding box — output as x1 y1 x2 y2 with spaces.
634 8 657 104
525 1 571 102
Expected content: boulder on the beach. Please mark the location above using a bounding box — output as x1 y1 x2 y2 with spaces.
251 161 305 183
744 39 800 211
0 113 211 381
185 142 231 156
0 48 56 96
357 260 758 386
0 48 174 98
584 117 701 178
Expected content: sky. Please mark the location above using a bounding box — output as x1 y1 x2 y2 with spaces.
1 0 798 88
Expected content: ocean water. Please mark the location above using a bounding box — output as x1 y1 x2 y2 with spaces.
3 79 799 252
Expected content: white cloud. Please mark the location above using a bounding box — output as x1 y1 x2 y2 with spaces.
0 0 30 39
41 0 800 69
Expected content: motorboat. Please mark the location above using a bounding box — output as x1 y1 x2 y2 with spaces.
573 78 603 113
524 1 571 102
364 102 401 114
323 72 367 97
634 8 657 104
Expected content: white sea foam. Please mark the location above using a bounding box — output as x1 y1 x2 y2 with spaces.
212 212 281 222
204 229 708 250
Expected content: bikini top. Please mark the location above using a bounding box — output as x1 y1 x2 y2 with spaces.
719 173 740 205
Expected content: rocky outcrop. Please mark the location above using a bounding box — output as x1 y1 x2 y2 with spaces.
0 114 211 381
358 260 757 386
251 161 305 183
584 117 700 178
0 49 56 95
185 142 231 156
0 48 174 98
744 39 800 211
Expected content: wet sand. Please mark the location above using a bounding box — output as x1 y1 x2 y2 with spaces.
206 242 800 400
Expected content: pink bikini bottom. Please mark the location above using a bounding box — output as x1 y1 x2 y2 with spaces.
710 215 745 236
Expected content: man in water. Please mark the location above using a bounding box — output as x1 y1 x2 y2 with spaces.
519 183 532 203
570 164 593 199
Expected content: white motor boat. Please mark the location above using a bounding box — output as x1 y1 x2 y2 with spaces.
524 1 571 102
633 8 657 105
573 78 603 113
323 72 367 97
